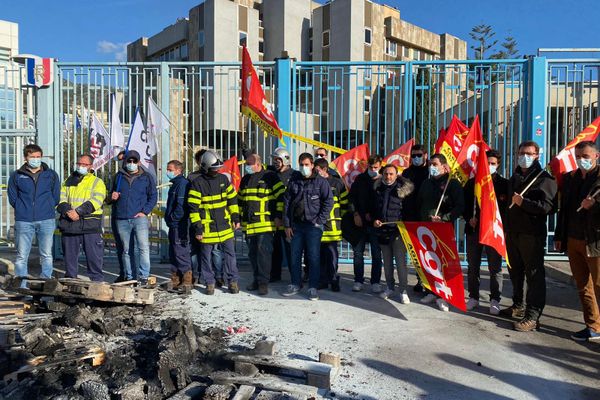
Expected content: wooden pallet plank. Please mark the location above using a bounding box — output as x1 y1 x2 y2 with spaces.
209 372 318 397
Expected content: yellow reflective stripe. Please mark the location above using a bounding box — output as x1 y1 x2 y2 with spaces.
188 197 202 205
276 202 283 212
188 189 202 198
240 187 273 195
229 204 240 214
246 225 276 235
190 212 201 223
226 186 236 200
272 181 283 192
200 201 227 209
201 193 224 202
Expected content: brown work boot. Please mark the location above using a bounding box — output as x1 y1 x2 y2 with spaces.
499 304 525 319
514 317 540 332
258 283 269 296
229 282 240 294
181 271 193 287
206 284 215 295
215 278 225 288
246 281 259 291
170 272 181 289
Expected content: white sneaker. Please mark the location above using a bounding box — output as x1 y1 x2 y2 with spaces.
436 298 449 312
421 293 437 304
400 291 410 304
489 299 501 315
371 283 383 294
352 282 363 292
308 288 319 301
466 298 479 311
281 284 300 297
380 288 394 299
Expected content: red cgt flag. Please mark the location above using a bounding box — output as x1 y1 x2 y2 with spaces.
474 145 509 266
331 143 370 188
397 221 466 311
241 46 283 141
434 128 446 154
436 115 469 156
549 116 600 188
452 115 490 185
218 156 241 192
383 138 415 173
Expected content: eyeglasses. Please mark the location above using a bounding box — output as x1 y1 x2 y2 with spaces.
76 162 92 167
410 154 424 158
518 151 537 156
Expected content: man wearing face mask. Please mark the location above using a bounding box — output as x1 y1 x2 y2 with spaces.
165 160 192 290
554 141 600 341
268 147 295 283
373 164 414 303
188 150 241 295
8 144 60 281
502 141 557 332
314 157 348 292
57 154 107 281
402 144 430 293
239 153 284 295
348 155 384 293
109 150 158 285
417 153 464 312
282 153 333 300
462 149 509 315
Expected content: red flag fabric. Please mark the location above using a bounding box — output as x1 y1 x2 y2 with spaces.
474 145 509 266
241 46 282 140
452 115 490 185
331 144 370 188
434 128 446 154
383 138 415 172
397 221 466 311
218 156 241 192
438 115 469 157
549 116 600 188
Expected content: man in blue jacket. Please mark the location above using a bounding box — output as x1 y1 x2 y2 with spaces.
8 144 60 280
109 150 158 284
165 160 192 290
282 153 333 301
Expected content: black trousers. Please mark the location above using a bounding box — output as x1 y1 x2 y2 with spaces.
61 233 104 282
506 231 547 319
320 242 339 285
271 230 291 280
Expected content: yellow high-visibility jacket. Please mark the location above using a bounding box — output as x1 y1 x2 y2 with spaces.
57 172 106 234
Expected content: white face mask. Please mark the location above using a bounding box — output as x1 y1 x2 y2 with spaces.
489 165 497 175
300 165 312 177
126 162 138 173
518 154 535 169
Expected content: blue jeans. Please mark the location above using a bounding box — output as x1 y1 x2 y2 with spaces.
15 219 55 279
290 222 323 289
352 226 383 284
116 217 151 280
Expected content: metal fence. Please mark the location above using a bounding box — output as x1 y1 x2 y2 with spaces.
0 57 598 261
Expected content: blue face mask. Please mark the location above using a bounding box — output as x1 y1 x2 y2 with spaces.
300 165 312 177
429 165 441 177
577 158 594 171
367 169 378 178
412 157 424 167
489 165 497 175
244 165 255 175
166 171 176 180
518 155 535 169
27 158 42 169
126 162 138 173
76 166 89 176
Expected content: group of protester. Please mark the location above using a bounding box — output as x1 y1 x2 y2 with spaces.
6 139 600 340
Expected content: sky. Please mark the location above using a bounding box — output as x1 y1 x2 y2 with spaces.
2 0 599 62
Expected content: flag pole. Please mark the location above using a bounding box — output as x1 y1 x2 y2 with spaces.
577 187 600 212
433 179 450 218
115 106 139 193
508 169 545 209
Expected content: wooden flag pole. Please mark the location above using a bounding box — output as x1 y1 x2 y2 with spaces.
433 179 450 218
508 169 545 209
577 187 600 212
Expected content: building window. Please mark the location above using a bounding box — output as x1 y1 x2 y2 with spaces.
198 31 205 47
322 30 330 47
385 39 397 57
404 46 410 57
413 49 420 60
181 43 188 60
259 40 264 54
309 39 313 54
239 31 247 47
364 97 371 113
365 28 372 45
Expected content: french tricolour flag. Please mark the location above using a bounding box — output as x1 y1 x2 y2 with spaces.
25 57 54 87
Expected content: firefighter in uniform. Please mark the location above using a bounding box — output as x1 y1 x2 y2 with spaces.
57 154 107 281
188 150 241 295
314 157 348 292
268 147 295 282
239 152 285 295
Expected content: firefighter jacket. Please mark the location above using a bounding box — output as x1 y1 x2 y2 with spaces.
322 175 349 242
238 168 284 235
188 172 240 244
57 172 107 234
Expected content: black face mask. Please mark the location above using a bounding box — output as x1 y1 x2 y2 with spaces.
205 169 218 177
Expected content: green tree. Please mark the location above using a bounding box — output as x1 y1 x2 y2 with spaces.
413 68 437 151
469 24 498 60
491 36 519 59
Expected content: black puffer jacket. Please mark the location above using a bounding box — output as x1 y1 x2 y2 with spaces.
506 161 557 235
373 176 414 244
402 164 429 221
